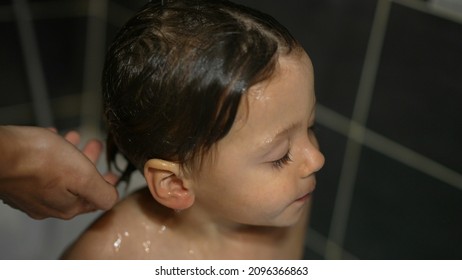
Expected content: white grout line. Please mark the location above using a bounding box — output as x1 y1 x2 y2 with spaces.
364 125 462 190
305 227 358 259
392 0 462 25
321 0 462 259
3 0 461 260
12 0 54 127
317 104 462 190
325 0 392 260
80 0 108 135
317 103 462 259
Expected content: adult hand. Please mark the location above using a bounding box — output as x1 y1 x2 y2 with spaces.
0 126 119 219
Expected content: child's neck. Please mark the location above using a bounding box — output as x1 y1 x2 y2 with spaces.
141 197 306 259
136 189 307 259
174 213 294 259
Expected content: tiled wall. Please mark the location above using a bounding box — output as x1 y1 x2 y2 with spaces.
0 0 460 259
300 0 462 259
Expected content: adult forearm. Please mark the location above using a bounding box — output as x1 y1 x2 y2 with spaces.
0 126 32 188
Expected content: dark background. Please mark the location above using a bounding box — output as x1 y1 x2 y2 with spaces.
0 0 461 259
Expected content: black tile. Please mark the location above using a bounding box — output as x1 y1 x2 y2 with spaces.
110 0 146 11
0 22 30 107
35 18 87 100
368 3 462 172
233 0 377 118
344 147 462 259
310 124 348 237
303 245 324 260
308 0 377 119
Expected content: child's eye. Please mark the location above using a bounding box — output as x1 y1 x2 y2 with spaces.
271 152 292 169
308 124 317 133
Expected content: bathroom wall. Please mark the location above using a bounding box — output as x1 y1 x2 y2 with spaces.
0 0 460 259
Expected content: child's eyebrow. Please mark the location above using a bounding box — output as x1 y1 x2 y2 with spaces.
271 122 300 141
257 98 317 154
257 121 301 153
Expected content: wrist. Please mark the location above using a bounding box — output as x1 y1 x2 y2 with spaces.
0 126 48 183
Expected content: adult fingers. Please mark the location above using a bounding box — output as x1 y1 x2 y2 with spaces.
64 130 81 146
103 171 120 186
47 127 58 133
55 199 97 220
81 139 103 164
75 177 119 211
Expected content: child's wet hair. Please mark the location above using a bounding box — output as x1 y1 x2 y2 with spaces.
103 0 301 181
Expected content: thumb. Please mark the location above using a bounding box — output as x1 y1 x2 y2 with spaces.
103 171 120 186
78 177 119 210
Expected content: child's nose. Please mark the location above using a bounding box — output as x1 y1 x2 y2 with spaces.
299 142 325 178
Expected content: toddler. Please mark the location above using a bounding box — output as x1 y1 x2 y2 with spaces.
62 0 324 259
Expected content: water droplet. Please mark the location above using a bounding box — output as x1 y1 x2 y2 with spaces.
124 231 130 237
113 233 122 252
158 225 167 234
142 222 152 231
142 240 151 253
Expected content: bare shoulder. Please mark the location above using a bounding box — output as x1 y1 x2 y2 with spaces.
61 188 158 259
60 209 120 259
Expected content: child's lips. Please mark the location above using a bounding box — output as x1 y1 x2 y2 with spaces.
295 185 316 202
295 188 314 202
295 192 311 202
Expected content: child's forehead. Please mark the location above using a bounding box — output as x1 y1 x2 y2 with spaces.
234 52 314 124
233 52 314 133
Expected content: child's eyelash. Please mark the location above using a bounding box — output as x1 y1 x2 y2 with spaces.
271 152 292 169
309 124 317 132
270 124 315 170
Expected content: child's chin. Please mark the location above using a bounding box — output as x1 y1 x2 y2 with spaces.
260 215 303 228
275 209 307 227
277 218 302 227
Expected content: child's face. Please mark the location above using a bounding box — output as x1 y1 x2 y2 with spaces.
191 51 325 227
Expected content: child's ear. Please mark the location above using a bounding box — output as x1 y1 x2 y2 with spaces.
143 159 194 210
